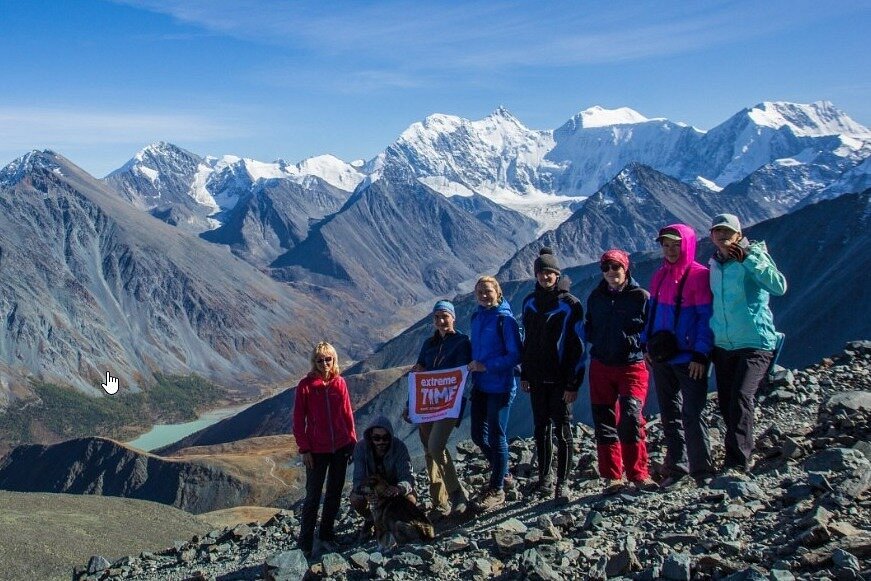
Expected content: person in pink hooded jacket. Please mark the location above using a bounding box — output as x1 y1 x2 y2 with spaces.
642 224 715 488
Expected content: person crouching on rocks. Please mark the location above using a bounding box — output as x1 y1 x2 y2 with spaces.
468 275 522 511
292 341 357 558
404 300 473 518
520 248 585 503
350 416 415 541
708 214 787 474
585 249 658 495
642 224 716 489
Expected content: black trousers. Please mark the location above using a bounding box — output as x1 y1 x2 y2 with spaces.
712 347 773 470
298 445 353 552
651 362 713 478
530 382 573 485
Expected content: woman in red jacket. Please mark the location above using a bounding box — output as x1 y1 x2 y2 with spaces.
292 341 357 558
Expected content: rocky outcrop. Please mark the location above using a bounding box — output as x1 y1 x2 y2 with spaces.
74 342 870 580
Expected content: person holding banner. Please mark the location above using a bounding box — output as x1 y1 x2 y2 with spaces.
406 300 473 517
468 275 522 511
292 341 356 559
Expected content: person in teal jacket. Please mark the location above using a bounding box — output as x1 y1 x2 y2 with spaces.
708 213 787 473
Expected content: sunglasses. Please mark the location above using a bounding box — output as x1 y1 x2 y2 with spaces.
600 263 623 272
316 357 333 364
370 433 391 443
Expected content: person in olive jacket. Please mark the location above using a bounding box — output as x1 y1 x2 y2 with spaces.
585 249 657 494
708 213 787 473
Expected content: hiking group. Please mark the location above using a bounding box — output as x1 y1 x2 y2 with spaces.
292 213 787 557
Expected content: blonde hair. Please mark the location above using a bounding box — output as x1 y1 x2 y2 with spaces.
475 275 503 304
310 341 341 379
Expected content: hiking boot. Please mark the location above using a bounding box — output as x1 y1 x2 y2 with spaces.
658 474 688 490
502 473 515 493
428 503 451 522
693 471 715 488
449 490 468 515
554 483 570 504
356 521 374 543
476 488 506 511
602 479 625 496
530 476 554 496
633 477 659 493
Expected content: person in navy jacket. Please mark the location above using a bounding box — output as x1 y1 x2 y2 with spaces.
585 249 656 494
520 248 585 502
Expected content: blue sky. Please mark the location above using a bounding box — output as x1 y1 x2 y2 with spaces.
1 0 868 176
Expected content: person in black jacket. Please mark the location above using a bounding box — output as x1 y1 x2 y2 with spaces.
520 248 585 502
585 249 657 494
404 300 473 517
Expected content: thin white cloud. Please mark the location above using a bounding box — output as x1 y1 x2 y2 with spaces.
0 107 235 148
113 0 862 72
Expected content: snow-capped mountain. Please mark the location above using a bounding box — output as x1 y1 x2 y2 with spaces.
367 107 577 231
363 101 869 232
105 143 365 234
497 163 770 281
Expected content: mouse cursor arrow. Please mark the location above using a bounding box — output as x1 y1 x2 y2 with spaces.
101 371 119 395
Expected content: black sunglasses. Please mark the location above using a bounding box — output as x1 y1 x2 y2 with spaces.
316 357 333 364
370 433 391 443
600 263 623 272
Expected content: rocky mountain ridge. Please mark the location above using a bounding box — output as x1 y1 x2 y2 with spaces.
70 341 871 580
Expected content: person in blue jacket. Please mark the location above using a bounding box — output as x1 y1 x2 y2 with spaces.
468 275 522 511
708 213 787 473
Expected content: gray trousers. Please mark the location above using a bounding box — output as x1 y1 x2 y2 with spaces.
651 361 713 477
712 347 773 470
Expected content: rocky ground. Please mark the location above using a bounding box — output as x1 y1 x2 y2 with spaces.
74 342 870 580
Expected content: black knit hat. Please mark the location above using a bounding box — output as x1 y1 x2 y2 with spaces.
534 247 561 275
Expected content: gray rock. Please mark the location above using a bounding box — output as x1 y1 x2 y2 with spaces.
498 517 528 534
824 391 871 414
588 555 609 580
87 556 111 575
805 448 870 472
493 530 524 555
853 440 871 461
521 548 561 581
831 548 861 572
726 481 766 500
263 550 309 581
349 551 370 569
662 553 692 580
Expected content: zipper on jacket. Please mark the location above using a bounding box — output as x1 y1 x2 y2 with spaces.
323 382 336 453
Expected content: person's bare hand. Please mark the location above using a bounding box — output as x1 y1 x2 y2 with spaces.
688 361 706 380
301 452 314 469
410 363 424 373
563 390 578 404
468 361 486 373
520 380 531 393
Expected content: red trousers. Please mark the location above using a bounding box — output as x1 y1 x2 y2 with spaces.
589 359 650 481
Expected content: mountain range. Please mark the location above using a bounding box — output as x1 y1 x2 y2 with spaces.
0 100 868 444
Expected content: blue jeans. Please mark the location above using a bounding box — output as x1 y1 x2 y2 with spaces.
470 388 515 490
